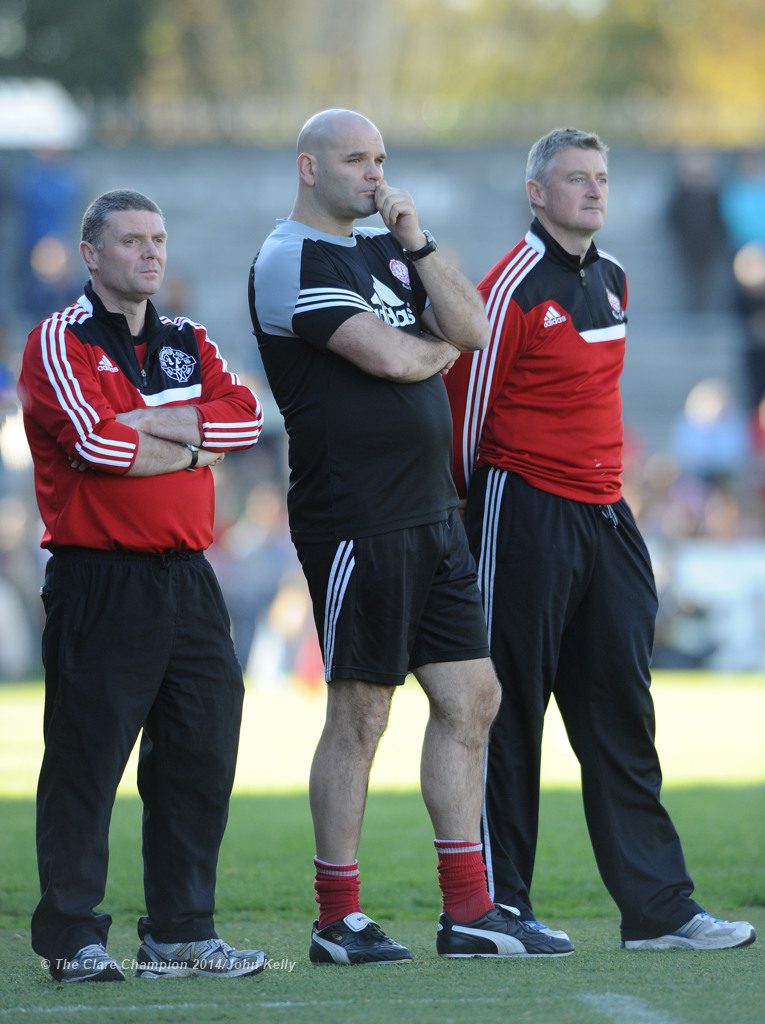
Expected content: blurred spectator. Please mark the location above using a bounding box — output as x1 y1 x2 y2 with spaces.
658 378 748 539
637 452 709 540
652 577 716 669
14 149 81 321
720 152 765 409
249 569 321 689
0 329 17 419
0 495 39 679
211 479 296 674
666 149 729 312
720 151 765 252
750 391 765 517
668 378 749 488
730 241 765 412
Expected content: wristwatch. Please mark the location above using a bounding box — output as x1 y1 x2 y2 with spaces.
183 443 199 471
404 230 438 262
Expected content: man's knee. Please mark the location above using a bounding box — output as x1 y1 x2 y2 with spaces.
419 658 500 736
325 679 395 751
468 659 501 730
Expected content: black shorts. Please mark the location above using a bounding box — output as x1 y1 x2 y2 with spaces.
296 510 490 685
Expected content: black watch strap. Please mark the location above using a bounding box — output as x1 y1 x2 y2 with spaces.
404 230 438 262
184 443 199 471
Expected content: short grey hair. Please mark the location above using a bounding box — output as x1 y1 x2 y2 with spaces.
526 128 608 212
81 189 164 249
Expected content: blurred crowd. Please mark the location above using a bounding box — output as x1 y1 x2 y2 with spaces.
2 146 765 680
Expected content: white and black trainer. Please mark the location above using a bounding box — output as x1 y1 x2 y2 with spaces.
309 912 412 965
437 904 575 957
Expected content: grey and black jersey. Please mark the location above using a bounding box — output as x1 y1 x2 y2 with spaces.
249 218 458 543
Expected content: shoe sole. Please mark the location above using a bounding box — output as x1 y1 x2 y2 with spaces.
309 949 412 965
309 934 412 965
438 950 574 958
310 958 412 965
58 966 126 983
623 931 756 951
136 965 267 978
136 958 268 974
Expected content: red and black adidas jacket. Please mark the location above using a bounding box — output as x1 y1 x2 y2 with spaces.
18 282 263 551
445 219 628 504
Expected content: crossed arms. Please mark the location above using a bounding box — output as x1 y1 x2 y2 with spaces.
112 406 222 476
326 247 490 383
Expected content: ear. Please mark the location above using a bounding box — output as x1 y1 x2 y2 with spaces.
297 152 317 186
80 240 98 272
527 178 544 210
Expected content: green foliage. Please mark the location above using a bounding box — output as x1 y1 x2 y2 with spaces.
3 0 764 143
0 0 154 96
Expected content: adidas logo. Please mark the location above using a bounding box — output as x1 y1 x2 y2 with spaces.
543 305 566 327
97 354 119 373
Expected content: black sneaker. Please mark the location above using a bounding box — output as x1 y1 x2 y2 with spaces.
437 904 575 957
309 912 412 965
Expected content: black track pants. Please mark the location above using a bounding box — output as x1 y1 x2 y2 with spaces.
466 468 702 940
31 548 244 961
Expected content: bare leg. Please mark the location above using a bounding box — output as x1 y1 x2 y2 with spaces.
415 658 500 839
309 679 395 863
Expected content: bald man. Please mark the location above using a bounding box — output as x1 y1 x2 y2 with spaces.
248 109 575 964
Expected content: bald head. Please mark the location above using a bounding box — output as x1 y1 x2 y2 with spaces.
297 109 380 157
290 109 386 234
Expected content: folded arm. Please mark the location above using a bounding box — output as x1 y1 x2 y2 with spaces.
416 254 490 352
326 312 460 382
374 179 490 352
113 408 223 477
21 321 262 479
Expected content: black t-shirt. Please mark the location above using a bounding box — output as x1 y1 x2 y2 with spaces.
249 218 458 543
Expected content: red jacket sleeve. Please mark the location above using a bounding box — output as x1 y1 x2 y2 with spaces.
18 319 140 474
193 324 263 451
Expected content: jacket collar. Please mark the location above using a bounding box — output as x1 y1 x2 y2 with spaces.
529 217 600 271
83 280 162 339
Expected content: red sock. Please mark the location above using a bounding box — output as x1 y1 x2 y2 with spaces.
434 839 494 923
313 857 362 930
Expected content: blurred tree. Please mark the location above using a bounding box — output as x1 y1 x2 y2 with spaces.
0 0 154 96
661 0 765 144
140 0 400 105
1 0 763 145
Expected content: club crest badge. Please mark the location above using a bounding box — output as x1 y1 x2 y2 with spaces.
606 288 625 320
159 346 196 383
389 259 411 288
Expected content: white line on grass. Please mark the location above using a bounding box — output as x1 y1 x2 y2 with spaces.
0 993 692 1021
580 993 682 1024
0 1007 346 1015
0 994 556 1018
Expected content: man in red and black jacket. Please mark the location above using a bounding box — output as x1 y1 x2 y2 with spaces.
18 189 269 982
445 128 756 953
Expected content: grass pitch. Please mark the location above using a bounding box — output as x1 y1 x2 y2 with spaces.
1 788 763 1024
0 677 763 1023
